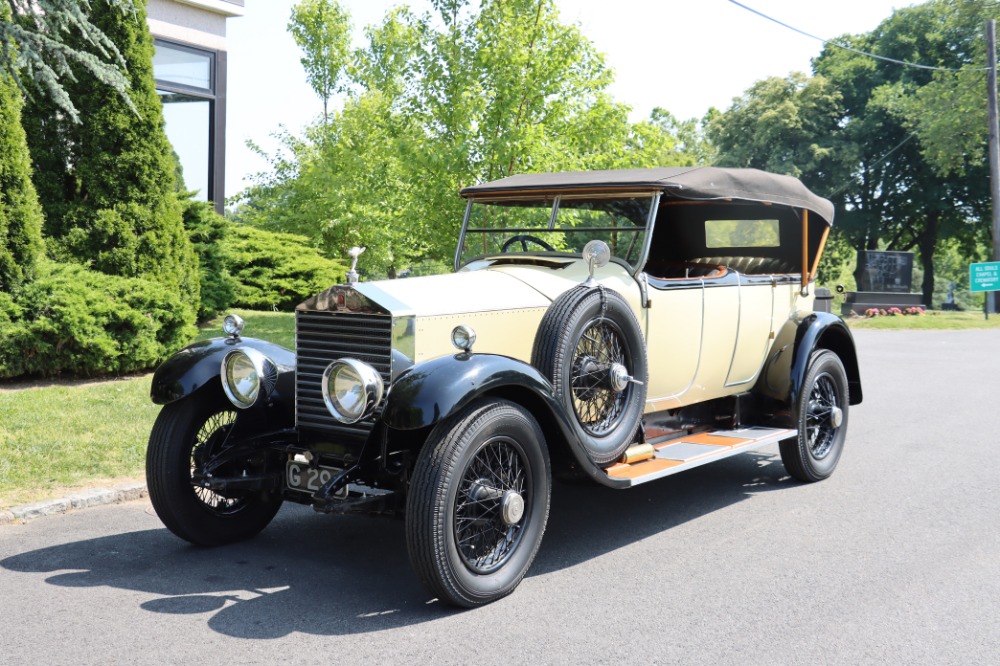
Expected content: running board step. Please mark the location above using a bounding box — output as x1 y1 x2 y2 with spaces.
605 426 796 487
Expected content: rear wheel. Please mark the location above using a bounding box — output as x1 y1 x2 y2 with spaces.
146 392 283 546
780 350 849 482
406 399 551 607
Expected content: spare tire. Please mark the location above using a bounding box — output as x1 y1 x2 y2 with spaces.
531 285 647 466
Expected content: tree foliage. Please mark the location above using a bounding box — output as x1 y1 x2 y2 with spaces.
234 0 706 277
21 0 199 314
0 0 134 122
710 0 998 307
0 65 43 293
183 198 346 316
288 0 352 123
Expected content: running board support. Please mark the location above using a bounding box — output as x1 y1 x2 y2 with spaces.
605 426 796 487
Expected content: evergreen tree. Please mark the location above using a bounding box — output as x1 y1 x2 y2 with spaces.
22 0 199 309
0 42 44 292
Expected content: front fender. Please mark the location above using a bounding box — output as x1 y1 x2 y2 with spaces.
382 353 627 488
150 337 296 414
383 353 560 430
756 312 863 411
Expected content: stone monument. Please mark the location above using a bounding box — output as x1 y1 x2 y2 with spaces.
841 250 926 315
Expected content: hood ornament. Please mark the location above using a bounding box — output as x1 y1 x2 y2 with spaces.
346 246 365 285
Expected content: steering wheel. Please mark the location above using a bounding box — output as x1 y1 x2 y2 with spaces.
500 234 556 253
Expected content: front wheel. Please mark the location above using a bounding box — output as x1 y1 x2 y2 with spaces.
779 350 850 482
406 399 551 607
146 391 283 546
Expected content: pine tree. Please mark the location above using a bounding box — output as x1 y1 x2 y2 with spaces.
0 44 44 292
1 0 134 122
22 0 199 309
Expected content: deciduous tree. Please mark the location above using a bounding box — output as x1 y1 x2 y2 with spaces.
288 0 352 123
236 0 703 277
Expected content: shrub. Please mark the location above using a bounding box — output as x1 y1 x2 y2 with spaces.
0 68 44 292
225 225 347 311
0 261 196 378
182 198 238 319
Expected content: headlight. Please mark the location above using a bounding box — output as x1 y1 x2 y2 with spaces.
222 313 245 337
451 325 476 352
321 358 384 423
221 348 276 409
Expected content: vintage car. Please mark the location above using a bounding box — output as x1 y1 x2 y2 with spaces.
146 166 863 607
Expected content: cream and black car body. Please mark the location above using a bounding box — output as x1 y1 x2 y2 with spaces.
147 166 863 607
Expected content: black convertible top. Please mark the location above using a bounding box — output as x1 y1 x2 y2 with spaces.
461 166 834 226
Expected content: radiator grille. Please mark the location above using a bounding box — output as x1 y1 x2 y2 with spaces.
295 310 392 439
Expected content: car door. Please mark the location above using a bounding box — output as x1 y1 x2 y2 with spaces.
725 274 775 386
641 272 706 412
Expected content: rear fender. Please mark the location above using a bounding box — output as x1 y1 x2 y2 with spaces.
755 312 863 417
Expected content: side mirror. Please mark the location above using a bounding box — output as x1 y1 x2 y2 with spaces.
582 240 611 286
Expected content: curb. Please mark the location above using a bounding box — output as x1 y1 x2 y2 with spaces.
0 483 148 526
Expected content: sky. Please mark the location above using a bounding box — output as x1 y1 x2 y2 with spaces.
224 0 909 199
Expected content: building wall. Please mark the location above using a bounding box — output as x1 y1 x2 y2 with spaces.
146 0 243 213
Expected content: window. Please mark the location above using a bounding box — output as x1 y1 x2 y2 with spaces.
705 219 780 248
153 40 225 210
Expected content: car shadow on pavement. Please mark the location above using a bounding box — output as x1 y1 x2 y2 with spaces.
1 451 793 638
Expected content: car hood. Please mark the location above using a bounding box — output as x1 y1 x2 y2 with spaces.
298 268 552 316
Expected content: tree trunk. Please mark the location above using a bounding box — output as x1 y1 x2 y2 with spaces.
917 211 939 309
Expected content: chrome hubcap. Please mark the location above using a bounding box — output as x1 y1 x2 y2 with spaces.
830 406 844 429
501 491 525 525
608 363 630 393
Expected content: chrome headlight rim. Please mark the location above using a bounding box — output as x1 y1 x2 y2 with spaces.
222 313 245 337
220 347 275 409
451 324 476 352
321 358 384 424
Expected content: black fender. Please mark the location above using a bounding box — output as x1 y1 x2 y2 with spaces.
755 312 863 421
382 353 629 488
150 337 296 419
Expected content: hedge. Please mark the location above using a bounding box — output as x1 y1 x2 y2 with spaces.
0 261 196 378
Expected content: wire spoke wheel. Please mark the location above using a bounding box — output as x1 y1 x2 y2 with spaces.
779 350 849 483
190 410 248 515
805 373 840 460
406 399 551 607
570 318 630 435
454 438 529 574
147 393 283 547
532 286 647 466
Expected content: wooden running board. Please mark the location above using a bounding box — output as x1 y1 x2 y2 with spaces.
605 426 796 487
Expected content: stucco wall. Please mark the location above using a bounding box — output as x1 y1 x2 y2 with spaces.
146 0 233 50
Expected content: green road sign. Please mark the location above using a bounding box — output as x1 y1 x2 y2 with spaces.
970 261 1000 293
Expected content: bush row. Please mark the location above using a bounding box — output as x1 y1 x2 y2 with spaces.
0 202 346 380
184 200 346 317
0 261 196 378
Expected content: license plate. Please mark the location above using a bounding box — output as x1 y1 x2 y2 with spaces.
285 461 347 497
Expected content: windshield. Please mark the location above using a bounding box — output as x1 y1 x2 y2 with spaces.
456 194 655 271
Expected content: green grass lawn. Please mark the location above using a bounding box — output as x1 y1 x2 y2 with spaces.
844 310 1000 330
0 309 295 510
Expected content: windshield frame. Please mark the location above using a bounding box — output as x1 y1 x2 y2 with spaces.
454 191 661 276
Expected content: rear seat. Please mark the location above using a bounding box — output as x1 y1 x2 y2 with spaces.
644 261 725 279
687 256 798 275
